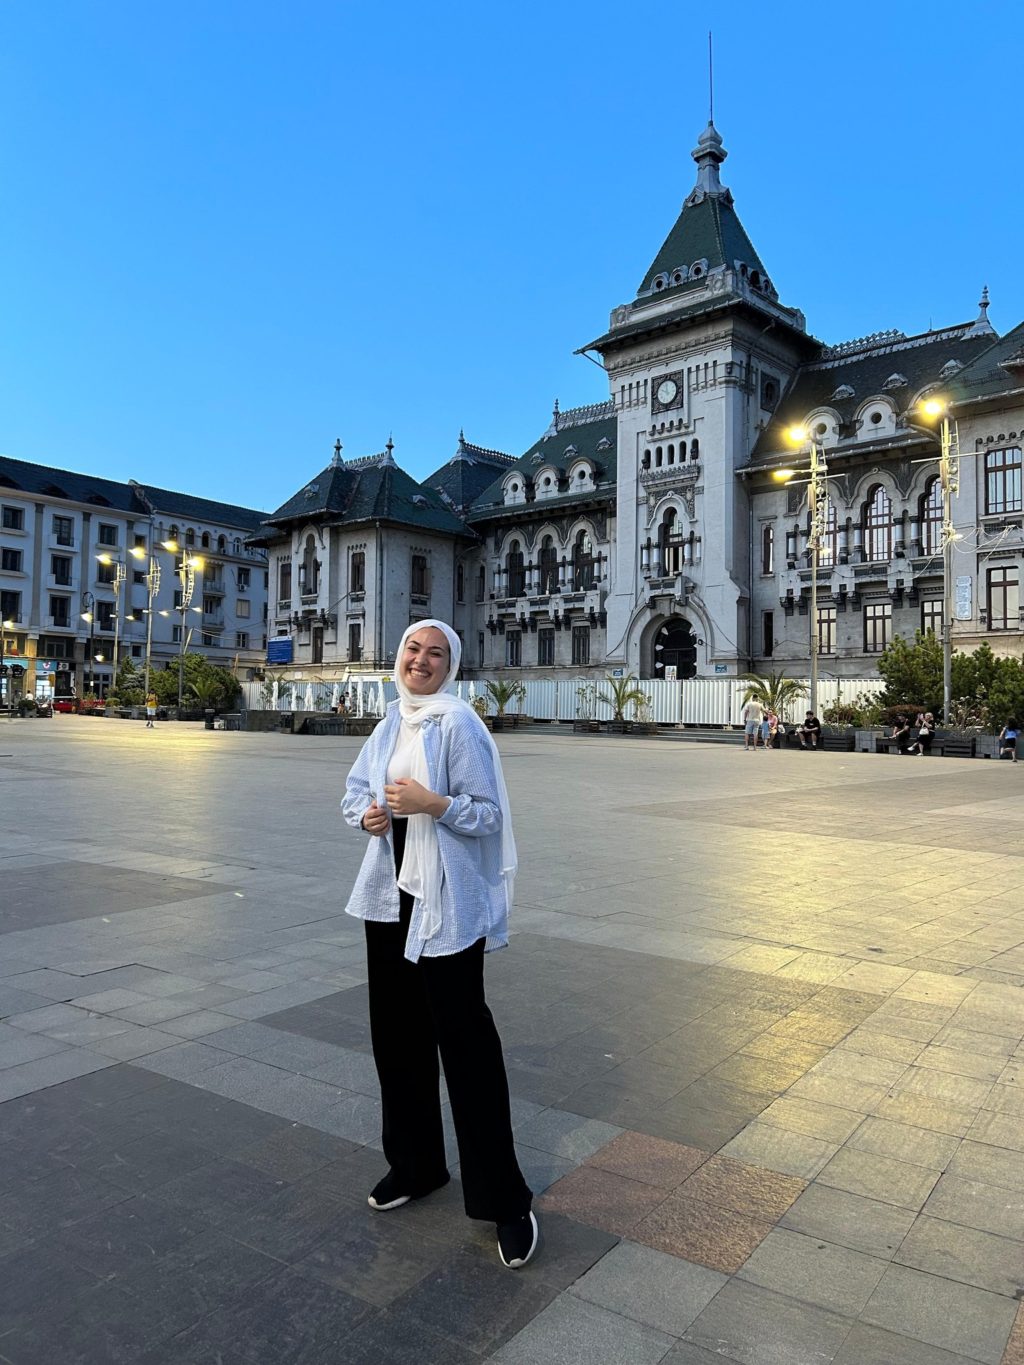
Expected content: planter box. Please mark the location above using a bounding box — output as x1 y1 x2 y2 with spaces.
855 728 882 752
974 735 1001 760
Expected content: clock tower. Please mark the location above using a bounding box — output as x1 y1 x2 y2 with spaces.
579 121 817 678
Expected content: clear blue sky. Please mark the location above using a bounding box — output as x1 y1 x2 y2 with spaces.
1 1 1020 513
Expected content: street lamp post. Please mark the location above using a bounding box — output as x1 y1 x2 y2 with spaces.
174 550 203 709
0 616 14 721
921 400 957 721
97 555 127 690
777 430 829 717
81 591 96 699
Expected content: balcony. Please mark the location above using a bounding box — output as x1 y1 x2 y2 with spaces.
202 578 226 596
202 609 225 629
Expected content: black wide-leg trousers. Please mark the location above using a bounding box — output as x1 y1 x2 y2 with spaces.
363 818 532 1223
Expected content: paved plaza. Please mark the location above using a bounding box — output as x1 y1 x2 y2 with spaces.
0 718 1023 1364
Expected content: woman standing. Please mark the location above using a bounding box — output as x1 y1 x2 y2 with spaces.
341 621 537 1268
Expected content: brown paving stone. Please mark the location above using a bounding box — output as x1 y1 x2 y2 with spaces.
676 1154 807 1221
630 1190 775 1273
584 1130 709 1189
536 1164 668 1236
1003 1302 1024 1365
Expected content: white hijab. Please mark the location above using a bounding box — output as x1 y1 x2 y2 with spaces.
392 620 517 942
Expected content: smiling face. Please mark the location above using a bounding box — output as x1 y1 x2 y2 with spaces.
400 627 451 695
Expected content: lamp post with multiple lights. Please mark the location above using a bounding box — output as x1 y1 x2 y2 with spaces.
920 398 958 722
774 429 829 717
0 615 14 720
80 591 98 698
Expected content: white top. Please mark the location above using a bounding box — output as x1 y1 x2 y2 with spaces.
386 719 420 784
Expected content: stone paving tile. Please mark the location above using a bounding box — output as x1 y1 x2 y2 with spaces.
132 1040 237 1081
860 1263 1017 1364
0 1032 69 1070
755 1094 865 1143
513 1108 622 1163
815 1146 941 1210
570 1239 727 1337
737 1226 888 1316
0 1046 115 1102
872 1091 977 1138
718 1120 838 1179
630 1190 775 1273
779 1182 917 1260
832 1321 1001 1365
923 1173 1024 1240
837 1027 926 1064
584 1130 708 1188
1003 1304 1024 1365
683 1278 856 1365
538 1165 669 1236
845 1115 961 1170
491 1293 677 1365
895 1213 1024 1298
968 1108 1024 1152
945 1139 1024 1192
673 1154 806 1222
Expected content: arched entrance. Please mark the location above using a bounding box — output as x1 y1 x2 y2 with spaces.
655 617 697 679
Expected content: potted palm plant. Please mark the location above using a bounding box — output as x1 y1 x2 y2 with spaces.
738 670 808 744
484 679 525 732
598 673 648 734
574 681 600 732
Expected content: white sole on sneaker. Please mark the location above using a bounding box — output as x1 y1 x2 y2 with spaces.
499 1211 539 1268
367 1191 411 1211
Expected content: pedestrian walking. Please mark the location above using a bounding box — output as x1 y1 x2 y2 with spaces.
341 619 537 1268
145 691 158 727
742 698 764 750
999 718 1019 762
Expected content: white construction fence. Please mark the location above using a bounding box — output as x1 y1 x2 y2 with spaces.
240 675 884 728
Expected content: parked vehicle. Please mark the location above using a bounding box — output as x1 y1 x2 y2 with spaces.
35 698 54 717
54 698 77 713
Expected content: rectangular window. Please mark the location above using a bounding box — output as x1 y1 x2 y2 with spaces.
235 631 249 650
762 610 774 658
311 626 323 664
202 633 215 647
864 602 892 653
505 631 522 667
131 644 143 658
817 605 837 656
921 599 943 636
279 561 292 601
97 523 118 547
133 570 146 585
134 534 146 548
236 599 251 618
97 602 115 631
96 561 116 585
237 568 251 592
53 515 74 546
172 625 182 644
202 596 217 615
760 524 774 575
476 565 485 602
987 567 1019 630
351 551 365 593
477 631 485 668
49 595 70 627
1 548 22 572
1 589 21 622
984 447 1023 516
538 627 554 667
40 635 76 659
173 588 183 609
571 624 590 666
456 563 465 603
411 554 428 596
49 555 72 585
348 623 362 662
2 505 24 531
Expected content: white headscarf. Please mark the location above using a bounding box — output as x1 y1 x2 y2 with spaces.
392 619 517 942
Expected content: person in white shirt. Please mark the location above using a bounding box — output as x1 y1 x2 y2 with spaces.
742 699 765 750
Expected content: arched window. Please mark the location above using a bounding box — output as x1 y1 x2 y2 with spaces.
506 539 525 597
655 446 663 468
816 497 839 567
864 486 892 563
921 477 943 556
667 444 675 465
217 535 226 552
690 438 699 459
659 508 682 576
538 535 558 594
476 564 486 602
572 529 594 590
200 531 211 549
185 528 195 546
761 523 774 575
300 533 319 594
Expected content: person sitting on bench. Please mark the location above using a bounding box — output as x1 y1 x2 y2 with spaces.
796 712 822 749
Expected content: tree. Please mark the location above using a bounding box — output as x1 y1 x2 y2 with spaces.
484 679 525 718
597 673 647 722
877 631 943 715
151 655 241 710
739 671 808 718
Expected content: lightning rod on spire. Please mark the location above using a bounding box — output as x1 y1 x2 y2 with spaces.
708 31 714 125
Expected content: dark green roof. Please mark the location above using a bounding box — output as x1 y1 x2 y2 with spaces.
260 452 469 539
424 436 518 515
750 323 998 465
0 454 265 528
637 193 768 299
466 404 617 521
949 318 1024 403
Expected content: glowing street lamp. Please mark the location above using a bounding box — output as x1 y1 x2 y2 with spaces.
0 616 14 721
774 426 829 716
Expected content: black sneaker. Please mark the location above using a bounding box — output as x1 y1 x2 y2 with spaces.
497 1211 538 1268
367 1169 449 1211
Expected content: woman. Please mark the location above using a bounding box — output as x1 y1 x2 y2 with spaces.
341 620 537 1268
907 712 935 756
764 709 778 750
999 718 1019 763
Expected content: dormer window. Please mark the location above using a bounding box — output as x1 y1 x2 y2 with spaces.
503 474 527 507
882 373 908 390
652 273 670 291
689 259 708 280
940 359 964 379
830 384 855 401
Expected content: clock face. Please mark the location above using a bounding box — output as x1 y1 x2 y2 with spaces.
656 379 678 406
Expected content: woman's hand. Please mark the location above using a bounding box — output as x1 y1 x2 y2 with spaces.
383 779 450 819
362 800 390 837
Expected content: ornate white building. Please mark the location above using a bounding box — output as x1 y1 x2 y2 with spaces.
252 118 1024 683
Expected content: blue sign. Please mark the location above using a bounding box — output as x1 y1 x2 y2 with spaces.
714 664 728 675
266 638 293 664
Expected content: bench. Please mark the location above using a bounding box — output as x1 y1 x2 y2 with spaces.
875 736 911 755
821 733 855 752
933 736 975 758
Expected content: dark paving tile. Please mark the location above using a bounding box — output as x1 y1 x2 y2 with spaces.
89 1130 220 1194
832 1321 997 1365
233 1122 357 1181
0 1164 131 1240
146 1156 290 1225
0 861 230 931
312 1143 393 1204
55 1193 219 1277
293 1209 452 1307
0 1279 180 1365
520 1210 619 1290
184 1263 378 1364
389 1246 559 1354
0 1238 103 1327
223 1181 355 1263
322 1310 483 1365
684 1278 856 1365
